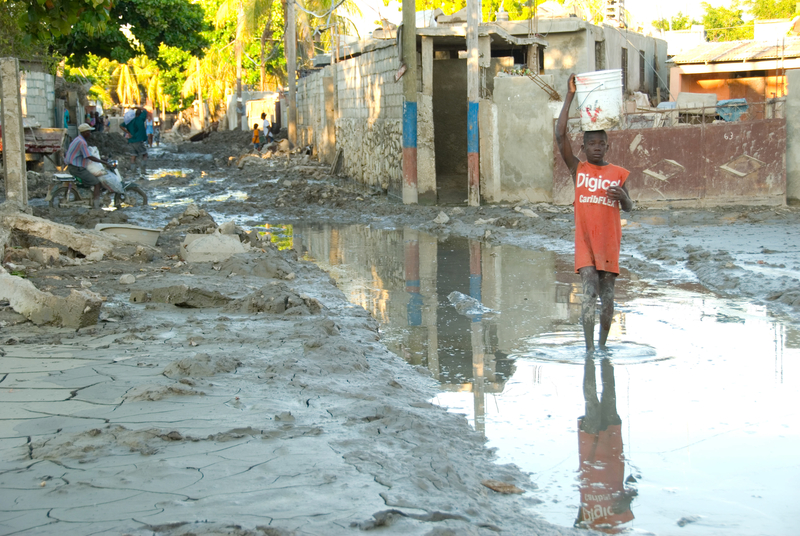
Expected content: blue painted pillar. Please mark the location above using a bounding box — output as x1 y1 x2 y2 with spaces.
402 0 418 204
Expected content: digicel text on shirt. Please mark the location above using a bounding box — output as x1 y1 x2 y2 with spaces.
576 172 621 206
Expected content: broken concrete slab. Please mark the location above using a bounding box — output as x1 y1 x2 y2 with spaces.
149 285 232 308
217 254 295 280
0 210 136 260
27 247 60 266
179 231 248 262
223 283 322 315
0 266 102 328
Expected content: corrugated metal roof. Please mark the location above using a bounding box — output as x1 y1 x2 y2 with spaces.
669 37 800 64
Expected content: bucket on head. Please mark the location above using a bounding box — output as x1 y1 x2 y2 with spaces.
574 69 623 131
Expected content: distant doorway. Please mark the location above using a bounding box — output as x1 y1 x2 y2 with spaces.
433 59 468 205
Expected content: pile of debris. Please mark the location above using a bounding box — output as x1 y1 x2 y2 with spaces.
89 132 132 158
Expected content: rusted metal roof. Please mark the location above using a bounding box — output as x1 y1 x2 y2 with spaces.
669 37 800 64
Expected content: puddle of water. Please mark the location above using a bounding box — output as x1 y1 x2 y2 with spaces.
272 222 798 536
145 168 195 180
202 190 248 203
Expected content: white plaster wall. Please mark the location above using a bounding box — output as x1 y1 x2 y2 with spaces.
600 25 668 98
493 75 555 203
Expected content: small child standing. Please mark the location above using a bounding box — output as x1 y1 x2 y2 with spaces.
556 73 633 354
252 123 260 151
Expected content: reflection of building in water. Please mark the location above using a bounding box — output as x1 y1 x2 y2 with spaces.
575 357 636 533
293 224 633 432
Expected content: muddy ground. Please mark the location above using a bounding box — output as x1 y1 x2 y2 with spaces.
1 132 799 535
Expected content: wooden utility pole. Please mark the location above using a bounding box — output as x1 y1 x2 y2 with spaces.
402 0 418 204
236 0 243 130
286 0 297 146
466 0 480 206
0 57 28 206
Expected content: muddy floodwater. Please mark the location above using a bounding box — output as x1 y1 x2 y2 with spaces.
262 222 798 536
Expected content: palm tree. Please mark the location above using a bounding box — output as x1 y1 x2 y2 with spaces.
296 0 362 66
182 46 236 119
111 62 140 106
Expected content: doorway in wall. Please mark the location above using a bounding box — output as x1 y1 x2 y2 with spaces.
432 58 469 205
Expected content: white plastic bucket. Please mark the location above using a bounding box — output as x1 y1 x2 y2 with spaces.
574 69 623 131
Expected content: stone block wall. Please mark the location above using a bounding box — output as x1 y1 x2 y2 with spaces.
296 69 326 150
20 69 55 128
335 43 403 194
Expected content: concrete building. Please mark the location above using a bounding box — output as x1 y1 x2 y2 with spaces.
294 12 668 205
660 25 707 57
669 38 800 101
497 18 669 101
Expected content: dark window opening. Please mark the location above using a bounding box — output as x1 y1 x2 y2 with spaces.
621 48 628 93
639 50 645 90
595 41 606 71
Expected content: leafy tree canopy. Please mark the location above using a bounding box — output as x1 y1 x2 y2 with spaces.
414 0 546 23
702 2 754 41
15 0 112 41
653 11 698 31
740 0 798 19
55 0 210 66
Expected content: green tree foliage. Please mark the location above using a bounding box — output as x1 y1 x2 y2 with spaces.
55 0 210 66
652 11 698 31
15 0 112 41
741 0 798 19
702 2 754 41
157 45 193 112
64 55 116 106
413 0 546 23
0 1 55 63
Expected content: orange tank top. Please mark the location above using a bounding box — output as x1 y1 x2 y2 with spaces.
574 162 629 274
577 421 634 531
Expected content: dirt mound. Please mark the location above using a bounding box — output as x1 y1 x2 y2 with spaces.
176 129 252 159
89 132 131 158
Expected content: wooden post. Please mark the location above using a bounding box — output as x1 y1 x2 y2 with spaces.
466 0 481 206
236 0 243 130
402 0 418 204
286 0 297 146
1 57 28 206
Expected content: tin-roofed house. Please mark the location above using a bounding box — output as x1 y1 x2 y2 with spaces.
668 37 800 102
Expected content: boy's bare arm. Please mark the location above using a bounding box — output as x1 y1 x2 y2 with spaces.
556 74 580 179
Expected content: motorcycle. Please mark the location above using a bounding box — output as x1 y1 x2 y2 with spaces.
49 160 148 209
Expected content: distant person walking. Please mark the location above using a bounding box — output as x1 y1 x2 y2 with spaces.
145 114 155 147
127 107 148 176
260 112 273 145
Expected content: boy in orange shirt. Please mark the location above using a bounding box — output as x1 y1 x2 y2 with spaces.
252 123 260 151
556 74 633 354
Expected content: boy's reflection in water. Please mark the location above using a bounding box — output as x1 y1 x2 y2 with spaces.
575 355 637 533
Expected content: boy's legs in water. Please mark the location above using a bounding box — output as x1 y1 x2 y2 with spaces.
578 266 617 353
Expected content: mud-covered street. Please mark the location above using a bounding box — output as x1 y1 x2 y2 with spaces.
2 132 799 535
